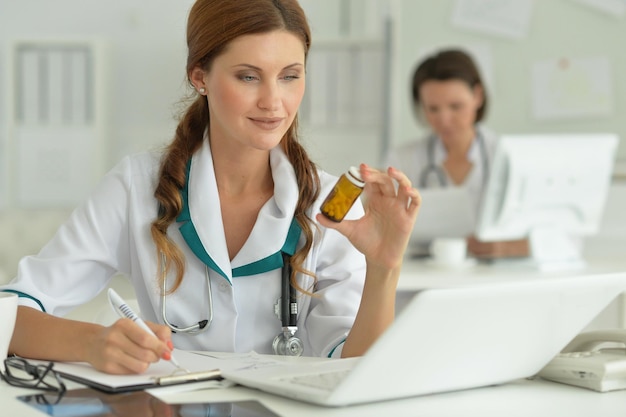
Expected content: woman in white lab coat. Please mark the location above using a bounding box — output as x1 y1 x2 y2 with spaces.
2 0 420 375
385 49 527 258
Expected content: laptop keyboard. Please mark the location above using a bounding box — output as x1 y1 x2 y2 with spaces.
278 369 351 391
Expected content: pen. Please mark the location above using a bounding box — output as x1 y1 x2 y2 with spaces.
107 288 183 370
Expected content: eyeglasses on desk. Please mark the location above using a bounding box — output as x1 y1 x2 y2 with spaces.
1 356 66 393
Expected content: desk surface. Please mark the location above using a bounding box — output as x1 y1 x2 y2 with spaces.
398 245 626 292
3 376 626 417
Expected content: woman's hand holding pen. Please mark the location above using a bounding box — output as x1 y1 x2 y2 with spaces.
317 164 421 270
86 319 174 375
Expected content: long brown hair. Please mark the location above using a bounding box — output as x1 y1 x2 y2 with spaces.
151 0 319 293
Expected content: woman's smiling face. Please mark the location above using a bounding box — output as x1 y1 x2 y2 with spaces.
196 30 306 152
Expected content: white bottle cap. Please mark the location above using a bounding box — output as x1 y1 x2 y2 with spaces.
347 166 365 187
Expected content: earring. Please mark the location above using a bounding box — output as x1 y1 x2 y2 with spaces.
198 87 206 95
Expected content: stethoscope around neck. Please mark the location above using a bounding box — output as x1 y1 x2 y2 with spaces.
158 160 304 356
159 251 303 356
160 252 211 334
419 128 489 188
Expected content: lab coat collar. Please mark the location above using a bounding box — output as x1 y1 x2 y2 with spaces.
177 139 301 283
466 127 483 162
434 127 483 164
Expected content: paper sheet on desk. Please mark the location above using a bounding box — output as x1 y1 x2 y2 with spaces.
41 350 224 393
44 350 295 393
410 187 476 249
190 351 324 371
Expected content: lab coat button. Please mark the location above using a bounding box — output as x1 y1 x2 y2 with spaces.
219 281 229 291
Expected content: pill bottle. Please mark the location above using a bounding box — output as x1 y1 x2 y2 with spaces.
320 166 365 222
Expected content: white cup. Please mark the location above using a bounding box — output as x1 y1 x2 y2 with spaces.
0 292 18 367
430 238 467 265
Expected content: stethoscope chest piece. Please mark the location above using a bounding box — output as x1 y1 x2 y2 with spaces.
273 329 304 356
273 293 304 357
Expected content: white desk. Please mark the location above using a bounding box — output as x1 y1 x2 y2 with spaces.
3 375 626 417
398 246 626 292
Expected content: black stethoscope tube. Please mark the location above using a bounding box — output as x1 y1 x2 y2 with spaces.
281 253 297 328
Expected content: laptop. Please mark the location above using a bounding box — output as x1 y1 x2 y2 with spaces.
222 272 626 406
408 187 476 256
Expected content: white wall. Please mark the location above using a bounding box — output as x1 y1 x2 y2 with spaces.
0 0 194 169
0 0 195 278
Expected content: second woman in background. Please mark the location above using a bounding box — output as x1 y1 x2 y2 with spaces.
386 48 527 258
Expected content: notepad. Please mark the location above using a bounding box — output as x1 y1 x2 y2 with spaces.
41 350 223 393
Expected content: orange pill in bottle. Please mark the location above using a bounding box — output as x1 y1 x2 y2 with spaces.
320 166 365 222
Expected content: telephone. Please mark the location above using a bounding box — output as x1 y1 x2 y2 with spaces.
537 329 626 392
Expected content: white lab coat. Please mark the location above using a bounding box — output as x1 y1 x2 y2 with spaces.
2 139 366 358
385 125 498 214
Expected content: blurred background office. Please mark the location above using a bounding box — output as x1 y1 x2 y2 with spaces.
1 0 626 283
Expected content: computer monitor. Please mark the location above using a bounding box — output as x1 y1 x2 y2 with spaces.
475 133 619 270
